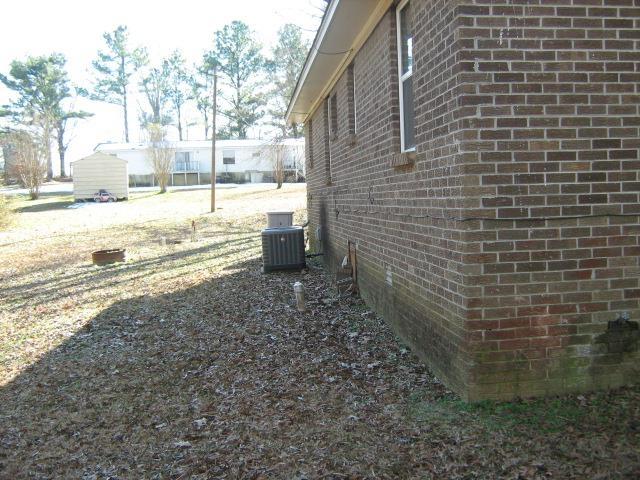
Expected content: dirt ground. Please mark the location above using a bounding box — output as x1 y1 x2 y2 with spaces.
1 185 639 479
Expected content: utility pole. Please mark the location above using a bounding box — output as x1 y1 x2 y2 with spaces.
210 64 218 213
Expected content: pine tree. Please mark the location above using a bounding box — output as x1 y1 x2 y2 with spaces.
266 24 309 138
205 21 266 139
165 51 191 141
86 25 147 142
0 54 91 178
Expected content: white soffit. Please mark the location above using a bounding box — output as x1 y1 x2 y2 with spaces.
286 0 390 125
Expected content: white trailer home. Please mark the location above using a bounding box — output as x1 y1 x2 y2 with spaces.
72 152 129 201
95 139 305 187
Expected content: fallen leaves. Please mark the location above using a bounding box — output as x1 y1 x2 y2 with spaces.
0 186 638 479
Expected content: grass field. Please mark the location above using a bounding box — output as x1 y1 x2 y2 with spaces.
0 185 638 479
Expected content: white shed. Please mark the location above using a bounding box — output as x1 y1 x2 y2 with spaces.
72 152 129 201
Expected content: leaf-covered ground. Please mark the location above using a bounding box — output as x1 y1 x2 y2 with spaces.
1 185 638 479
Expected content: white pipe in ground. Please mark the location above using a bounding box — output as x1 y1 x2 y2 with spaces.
293 281 306 312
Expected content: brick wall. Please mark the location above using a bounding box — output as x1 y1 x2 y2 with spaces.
457 0 639 399
304 0 639 400
306 0 473 395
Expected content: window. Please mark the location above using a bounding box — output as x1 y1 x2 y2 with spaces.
283 149 296 169
324 97 332 183
347 63 357 135
174 151 195 171
396 0 415 151
252 151 260 157
329 93 338 139
222 149 235 165
307 119 314 168
176 151 190 163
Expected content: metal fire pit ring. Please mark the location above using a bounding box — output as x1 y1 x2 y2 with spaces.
92 248 126 266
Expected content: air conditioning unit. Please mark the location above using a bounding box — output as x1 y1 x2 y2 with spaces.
262 226 306 272
266 211 293 228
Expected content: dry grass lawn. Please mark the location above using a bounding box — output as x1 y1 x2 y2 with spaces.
1 185 638 479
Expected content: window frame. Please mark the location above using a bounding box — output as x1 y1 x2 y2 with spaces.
396 0 415 153
329 92 338 140
324 97 332 184
348 63 357 136
222 149 235 165
174 151 194 172
307 119 314 168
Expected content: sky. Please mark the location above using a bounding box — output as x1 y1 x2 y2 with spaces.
0 0 323 175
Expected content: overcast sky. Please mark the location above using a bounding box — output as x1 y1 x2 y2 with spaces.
0 0 323 174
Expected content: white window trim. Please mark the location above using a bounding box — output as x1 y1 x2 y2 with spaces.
396 0 415 153
326 97 333 180
350 63 357 135
328 94 337 139
308 119 314 167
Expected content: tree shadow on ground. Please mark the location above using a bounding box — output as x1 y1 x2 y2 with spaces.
2 253 639 479
127 192 164 202
3 234 259 311
13 191 74 200
0 253 439 479
17 200 76 213
0 257 271 478
0 218 263 303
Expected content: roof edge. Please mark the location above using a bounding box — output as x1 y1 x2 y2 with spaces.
285 0 393 125
285 0 340 125
72 152 128 164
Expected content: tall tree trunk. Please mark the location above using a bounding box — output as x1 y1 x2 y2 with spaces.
123 93 129 142
177 106 183 141
57 129 66 177
44 124 53 180
276 160 283 189
203 110 209 140
122 55 130 143
122 94 129 143
235 88 243 139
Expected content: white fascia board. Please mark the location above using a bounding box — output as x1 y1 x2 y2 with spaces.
286 0 392 125
285 0 341 125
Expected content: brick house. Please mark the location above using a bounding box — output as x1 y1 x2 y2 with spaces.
286 0 639 400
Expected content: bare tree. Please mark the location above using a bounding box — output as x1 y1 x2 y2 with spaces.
271 141 286 189
3 131 47 199
145 124 174 193
264 137 293 189
290 142 305 182
139 63 172 128
261 138 305 188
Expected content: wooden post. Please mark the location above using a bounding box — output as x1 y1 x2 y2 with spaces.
210 65 217 213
